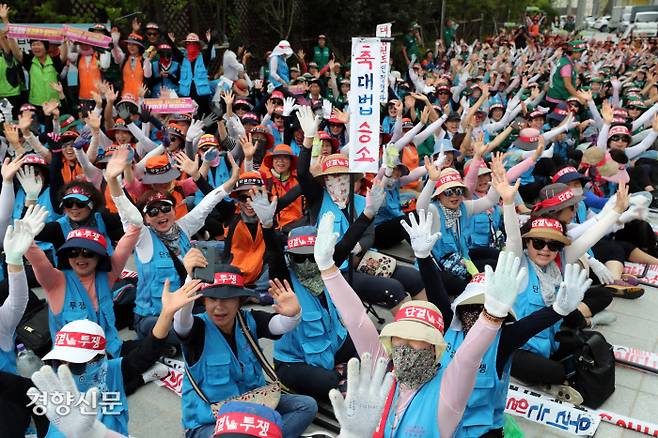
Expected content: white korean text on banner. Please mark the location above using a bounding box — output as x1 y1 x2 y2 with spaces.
376 23 392 103
349 37 381 173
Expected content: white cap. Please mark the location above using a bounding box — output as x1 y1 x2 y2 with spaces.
43 320 106 364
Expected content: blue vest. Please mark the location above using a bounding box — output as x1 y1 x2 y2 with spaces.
14 187 61 260
182 311 267 430
0 346 16 373
46 358 128 437
273 271 347 369
431 202 471 261
317 190 365 270
505 148 535 185
384 372 442 437
135 228 191 317
375 182 403 226
56 213 114 255
290 139 301 156
49 271 122 358
468 200 501 249
268 55 289 88
194 163 230 205
151 60 180 97
439 330 511 437
513 259 562 357
179 55 211 97
575 200 587 224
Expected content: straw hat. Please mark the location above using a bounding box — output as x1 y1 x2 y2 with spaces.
314 153 361 180
464 159 492 177
521 217 572 245
580 148 629 184
432 168 469 198
380 301 447 363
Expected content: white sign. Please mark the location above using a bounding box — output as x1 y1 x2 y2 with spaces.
348 37 381 173
376 23 392 103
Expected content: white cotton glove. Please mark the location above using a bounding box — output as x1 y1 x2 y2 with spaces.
587 256 615 285
19 204 49 238
249 189 277 229
541 145 554 159
553 263 592 316
282 96 297 117
185 119 205 143
329 352 395 438
296 105 321 138
434 144 447 169
618 204 648 224
16 166 43 202
364 181 386 219
27 365 108 438
484 251 528 318
322 99 333 120
3 221 33 265
400 210 440 259
314 212 339 270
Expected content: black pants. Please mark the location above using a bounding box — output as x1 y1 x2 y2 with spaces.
469 247 500 272
0 371 50 438
374 216 409 249
629 158 658 192
591 239 635 267
274 335 358 400
562 286 613 329
347 264 424 308
613 219 658 255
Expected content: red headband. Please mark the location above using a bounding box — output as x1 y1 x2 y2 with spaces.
529 217 564 233
322 156 349 172
201 272 245 289
436 172 463 188
54 331 106 351
66 228 108 249
551 166 579 183
287 235 316 249
214 412 282 438
532 189 575 212
518 135 539 143
395 305 445 334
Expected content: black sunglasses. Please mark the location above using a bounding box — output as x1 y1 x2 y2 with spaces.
62 198 89 209
66 248 98 259
437 91 450 95
609 135 629 142
146 204 173 217
289 253 314 263
53 354 104 375
530 238 565 252
146 32 159 36
443 187 465 197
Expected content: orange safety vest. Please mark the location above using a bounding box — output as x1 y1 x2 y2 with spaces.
122 56 144 98
261 169 303 229
229 220 265 285
401 144 420 190
78 53 102 100
103 182 118 214
171 184 188 219
61 161 85 184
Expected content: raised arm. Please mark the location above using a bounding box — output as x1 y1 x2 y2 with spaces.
493 163 523 258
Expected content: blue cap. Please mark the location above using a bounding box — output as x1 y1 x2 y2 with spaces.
433 138 458 156
286 225 318 255
62 193 90 203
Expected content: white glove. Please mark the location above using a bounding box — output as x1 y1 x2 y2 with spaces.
185 119 205 142
618 204 647 224
484 251 528 318
249 189 277 229
400 210 440 259
314 212 338 270
329 352 395 438
113 195 144 228
434 144 446 169
587 256 615 285
282 96 297 117
553 263 592 316
296 105 321 138
541 145 554 159
3 221 33 265
364 182 386 218
27 365 108 438
20 204 48 238
16 166 43 202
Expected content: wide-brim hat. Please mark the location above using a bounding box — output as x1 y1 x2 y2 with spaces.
262 144 297 169
449 273 516 331
121 33 146 50
57 228 111 271
43 320 107 363
96 144 125 164
22 153 49 169
286 225 317 255
199 265 257 299
107 118 132 138
432 168 468 198
314 153 362 180
184 33 202 44
551 166 589 185
250 125 275 150
521 217 572 246
513 128 541 151
166 123 186 140
580 147 628 183
547 103 570 122
432 138 458 156
464 159 492 176
532 183 583 215
380 301 447 364
142 154 181 184
230 171 265 198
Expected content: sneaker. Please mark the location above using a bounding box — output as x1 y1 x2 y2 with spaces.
141 362 170 383
606 281 645 299
543 384 584 405
590 311 618 328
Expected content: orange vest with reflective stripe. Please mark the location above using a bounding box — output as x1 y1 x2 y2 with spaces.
122 56 144 98
229 220 265 285
78 53 102 100
401 144 420 190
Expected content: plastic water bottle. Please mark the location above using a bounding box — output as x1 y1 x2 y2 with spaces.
16 344 44 378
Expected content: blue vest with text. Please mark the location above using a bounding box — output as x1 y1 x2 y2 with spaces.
375 182 403 226
317 190 365 270
194 163 231 205
468 200 501 249
431 202 471 261
179 55 211 97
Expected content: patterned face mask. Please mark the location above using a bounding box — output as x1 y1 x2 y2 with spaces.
457 304 482 334
392 344 437 389
291 259 324 296
324 174 350 209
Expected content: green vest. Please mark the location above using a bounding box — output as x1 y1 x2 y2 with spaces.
547 56 575 102
0 56 20 98
313 46 330 69
28 55 60 106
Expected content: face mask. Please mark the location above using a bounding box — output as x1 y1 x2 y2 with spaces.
186 44 200 60
457 305 482 334
291 259 324 296
324 174 350 209
571 187 583 197
392 344 437 389
74 356 108 393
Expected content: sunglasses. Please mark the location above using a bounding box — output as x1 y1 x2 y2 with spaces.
529 238 565 252
53 354 104 375
146 32 159 36
62 198 89 209
609 135 629 142
289 253 314 263
66 248 98 259
438 91 450 95
146 204 173 217
443 187 465 197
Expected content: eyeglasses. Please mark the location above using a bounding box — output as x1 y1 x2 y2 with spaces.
146 204 173 217
289 253 314 263
66 248 98 259
609 135 629 142
62 198 89 209
529 238 565 252
443 187 465 197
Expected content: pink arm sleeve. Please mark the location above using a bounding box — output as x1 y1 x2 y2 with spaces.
438 314 500 437
180 177 199 196
24 244 66 314
321 269 388 362
124 179 146 201
464 157 482 194
506 156 535 183
108 225 141 286
560 64 572 78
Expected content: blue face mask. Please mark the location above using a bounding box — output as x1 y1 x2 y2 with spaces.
74 356 108 393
